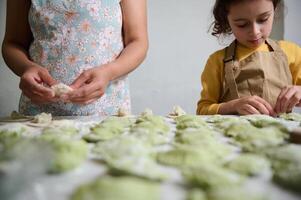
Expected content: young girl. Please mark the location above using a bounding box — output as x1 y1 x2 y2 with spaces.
2 0 148 116
197 0 301 116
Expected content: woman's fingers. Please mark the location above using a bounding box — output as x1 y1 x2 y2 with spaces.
39 69 57 86
20 73 55 98
69 71 92 89
69 89 104 104
23 90 57 104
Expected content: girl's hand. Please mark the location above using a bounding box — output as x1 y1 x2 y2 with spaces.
67 66 112 105
233 95 276 116
275 86 301 114
20 66 58 104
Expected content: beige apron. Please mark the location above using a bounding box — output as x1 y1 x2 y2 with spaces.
220 39 292 108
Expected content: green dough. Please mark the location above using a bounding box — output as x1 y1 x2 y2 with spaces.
225 123 287 152
92 136 166 180
280 112 301 122
209 116 248 130
157 148 216 168
264 144 301 191
172 140 236 162
42 126 78 137
83 117 134 143
134 114 170 134
182 164 245 190
186 188 207 200
207 186 268 200
175 115 208 130
42 120 78 137
225 154 271 176
130 131 169 146
0 124 28 140
84 123 123 142
39 135 88 173
242 115 288 132
71 176 160 200
102 116 134 128
175 129 218 145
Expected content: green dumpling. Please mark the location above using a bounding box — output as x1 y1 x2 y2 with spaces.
101 116 134 128
83 118 131 142
92 136 166 180
157 148 217 168
175 128 218 145
264 144 301 191
210 116 249 131
175 115 208 130
241 115 288 132
225 123 287 152
279 112 301 122
71 176 160 200
182 164 245 190
39 135 88 173
0 124 29 140
134 114 170 134
207 186 269 200
85 124 123 142
186 188 207 200
225 154 271 176
42 120 78 137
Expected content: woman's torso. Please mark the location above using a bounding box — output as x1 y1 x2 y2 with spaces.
20 0 130 116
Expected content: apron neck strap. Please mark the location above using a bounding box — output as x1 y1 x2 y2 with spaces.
265 38 282 52
222 40 240 100
223 40 237 63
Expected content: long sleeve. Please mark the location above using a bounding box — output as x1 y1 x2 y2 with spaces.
196 52 224 115
279 41 301 85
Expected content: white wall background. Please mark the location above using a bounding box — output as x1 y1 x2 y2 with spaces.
283 0 301 45
0 0 299 117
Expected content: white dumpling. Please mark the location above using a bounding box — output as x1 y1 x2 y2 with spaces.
51 83 73 96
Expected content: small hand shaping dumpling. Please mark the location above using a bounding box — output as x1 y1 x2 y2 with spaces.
51 83 73 97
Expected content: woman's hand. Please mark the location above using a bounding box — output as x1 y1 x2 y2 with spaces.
275 86 301 114
20 65 58 104
66 66 112 105
219 95 276 116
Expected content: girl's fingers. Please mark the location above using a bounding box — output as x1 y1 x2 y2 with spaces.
240 104 260 115
287 93 301 112
249 98 270 115
275 87 290 113
280 89 297 113
254 96 276 116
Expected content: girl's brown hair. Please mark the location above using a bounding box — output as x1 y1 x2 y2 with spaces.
211 0 282 37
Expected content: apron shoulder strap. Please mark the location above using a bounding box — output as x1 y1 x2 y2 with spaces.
266 38 282 53
222 40 239 100
223 40 237 63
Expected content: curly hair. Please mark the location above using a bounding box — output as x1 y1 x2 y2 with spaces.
211 0 282 37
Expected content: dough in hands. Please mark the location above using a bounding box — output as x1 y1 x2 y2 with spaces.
51 83 73 96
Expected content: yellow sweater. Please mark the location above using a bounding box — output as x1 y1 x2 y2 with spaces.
197 40 301 115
